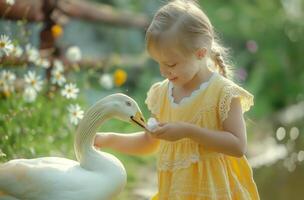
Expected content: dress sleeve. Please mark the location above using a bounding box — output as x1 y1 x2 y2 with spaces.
219 84 254 122
145 82 162 117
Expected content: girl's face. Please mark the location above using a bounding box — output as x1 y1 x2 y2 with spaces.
150 48 202 87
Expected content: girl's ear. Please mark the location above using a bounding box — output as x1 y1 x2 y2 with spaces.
195 48 207 60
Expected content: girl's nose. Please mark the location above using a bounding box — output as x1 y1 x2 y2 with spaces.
160 66 172 78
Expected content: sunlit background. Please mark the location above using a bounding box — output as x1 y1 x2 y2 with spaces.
0 0 303 199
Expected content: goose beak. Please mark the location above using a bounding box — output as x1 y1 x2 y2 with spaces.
130 111 147 130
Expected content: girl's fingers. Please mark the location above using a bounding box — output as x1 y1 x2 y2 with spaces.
158 122 166 126
94 133 107 148
94 138 102 148
151 125 167 137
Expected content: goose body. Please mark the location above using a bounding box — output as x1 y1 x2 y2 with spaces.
0 154 126 200
0 94 146 200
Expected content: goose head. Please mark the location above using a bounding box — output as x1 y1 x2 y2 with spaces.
101 93 147 129
75 93 147 165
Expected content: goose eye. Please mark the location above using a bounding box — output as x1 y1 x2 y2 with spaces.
125 101 132 106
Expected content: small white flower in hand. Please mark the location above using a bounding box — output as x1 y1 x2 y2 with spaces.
147 117 159 132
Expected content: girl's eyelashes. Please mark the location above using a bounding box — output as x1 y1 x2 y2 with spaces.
167 63 177 68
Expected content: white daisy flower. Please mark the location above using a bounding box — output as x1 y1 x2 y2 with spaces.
0 35 14 57
0 83 14 96
25 44 40 62
35 58 50 69
0 70 16 93
24 71 43 92
53 59 64 72
0 70 16 84
68 104 84 125
6 0 15 6
61 83 79 99
0 80 10 93
51 69 66 86
66 46 82 63
23 87 37 103
11 44 23 57
0 78 5 91
99 73 113 90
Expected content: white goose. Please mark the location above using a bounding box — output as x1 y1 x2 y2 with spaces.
0 93 146 200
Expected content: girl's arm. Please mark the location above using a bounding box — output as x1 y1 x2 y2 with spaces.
188 97 247 157
151 98 247 157
94 131 160 156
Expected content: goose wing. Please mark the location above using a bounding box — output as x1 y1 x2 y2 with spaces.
0 157 110 200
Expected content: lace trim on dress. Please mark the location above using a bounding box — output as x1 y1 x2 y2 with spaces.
168 72 217 107
157 152 223 171
157 153 200 171
219 85 254 122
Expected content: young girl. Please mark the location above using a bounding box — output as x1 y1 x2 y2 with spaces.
94 0 260 199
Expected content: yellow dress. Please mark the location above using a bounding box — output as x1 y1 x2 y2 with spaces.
145 73 260 200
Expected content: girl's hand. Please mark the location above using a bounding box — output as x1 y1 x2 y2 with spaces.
149 122 189 141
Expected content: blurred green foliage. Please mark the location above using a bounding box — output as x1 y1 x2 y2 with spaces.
0 89 79 162
200 0 304 118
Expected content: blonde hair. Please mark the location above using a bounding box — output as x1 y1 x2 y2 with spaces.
146 0 232 78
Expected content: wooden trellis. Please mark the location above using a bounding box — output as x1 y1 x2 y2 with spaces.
0 0 150 73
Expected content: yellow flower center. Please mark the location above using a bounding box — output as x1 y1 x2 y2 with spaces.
0 41 5 48
51 24 63 38
56 73 62 79
31 80 36 85
114 69 127 87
